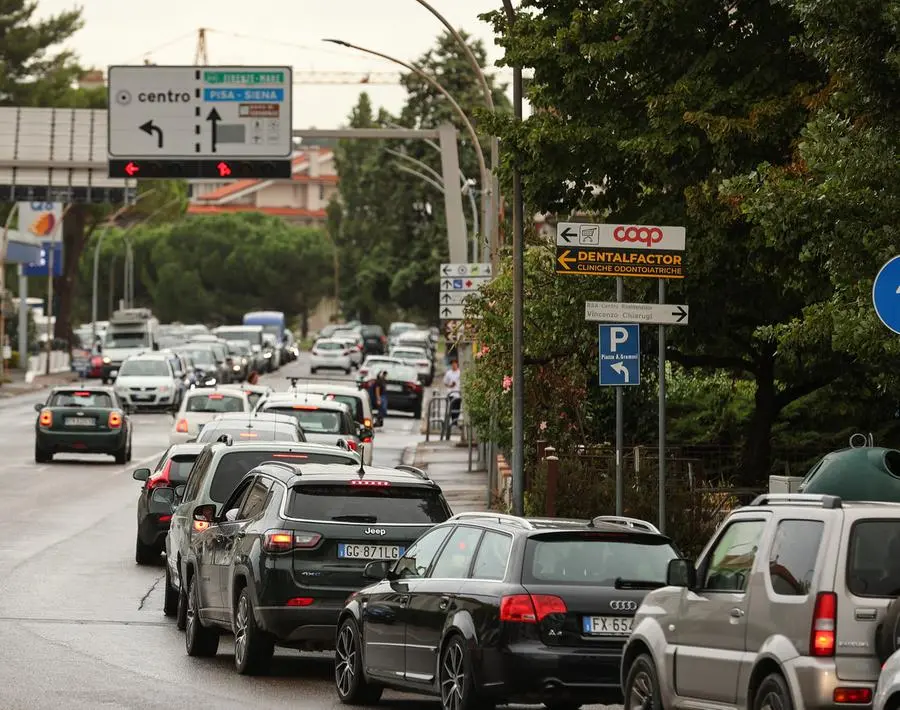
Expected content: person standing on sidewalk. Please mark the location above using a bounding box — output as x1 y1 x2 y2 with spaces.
444 359 461 426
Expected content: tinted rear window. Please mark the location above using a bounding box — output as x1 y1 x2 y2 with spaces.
848 520 900 597
523 534 678 586
326 394 363 421
186 394 246 413
50 391 113 408
317 341 344 351
197 426 299 443
168 455 199 482
265 406 348 434
285 485 449 524
209 450 355 503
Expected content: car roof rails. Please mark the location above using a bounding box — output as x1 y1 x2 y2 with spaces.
589 516 661 534
395 464 430 481
449 512 535 530
216 434 233 446
750 493 843 509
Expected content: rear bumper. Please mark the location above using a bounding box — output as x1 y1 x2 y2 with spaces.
385 393 422 411
310 356 352 371
256 601 346 648
786 656 875 710
168 431 195 445
137 515 170 549
36 429 126 453
481 643 624 705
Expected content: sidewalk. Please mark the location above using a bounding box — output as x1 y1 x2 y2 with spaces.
403 438 490 513
0 368 78 399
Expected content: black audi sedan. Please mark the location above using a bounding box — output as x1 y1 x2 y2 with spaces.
333 513 678 709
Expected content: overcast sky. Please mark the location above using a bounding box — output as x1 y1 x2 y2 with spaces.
37 0 518 128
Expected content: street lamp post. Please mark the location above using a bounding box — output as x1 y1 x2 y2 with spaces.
501 0 526 516
411 0 500 266
323 39 490 267
0 203 21 379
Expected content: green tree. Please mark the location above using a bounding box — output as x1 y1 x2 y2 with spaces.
479 0 872 482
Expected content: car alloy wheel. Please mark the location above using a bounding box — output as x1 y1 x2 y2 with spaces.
628 669 653 710
185 577 218 657
440 637 470 710
625 654 661 710
234 592 250 668
335 621 356 697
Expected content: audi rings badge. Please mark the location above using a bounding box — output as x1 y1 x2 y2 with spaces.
609 600 638 611
614 226 663 247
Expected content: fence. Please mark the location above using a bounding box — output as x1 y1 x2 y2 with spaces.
25 351 70 381
525 442 823 556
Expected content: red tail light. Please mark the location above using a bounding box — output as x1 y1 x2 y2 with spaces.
810 592 837 656
175 418 189 433
158 515 172 523
39 409 53 427
286 597 314 607
147 460 172 491
380 335 386 343
208 393 223 400
407 381 422 392
356 344 362 351
263 529 321 552
74 391 91 397
834 688 872 704
272 453 309 460
500 594 567 623
108 411 122 428
362 437 373 443
360 369 369 377
349 479 390 487
345 440 359 451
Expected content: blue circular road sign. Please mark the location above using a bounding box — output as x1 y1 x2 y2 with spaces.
873 256 900 334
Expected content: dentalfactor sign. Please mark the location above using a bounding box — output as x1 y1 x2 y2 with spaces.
556 246 684 279
557 222 686 251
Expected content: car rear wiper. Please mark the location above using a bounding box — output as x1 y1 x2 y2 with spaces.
614 577 665 590
331 514 377 523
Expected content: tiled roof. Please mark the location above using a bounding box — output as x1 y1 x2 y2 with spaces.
186 204 328 218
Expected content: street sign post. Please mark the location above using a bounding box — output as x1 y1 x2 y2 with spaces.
555 222 686 279
585 301 689 325
107 65 293 179
873 256 900 334
599 324 640 386
438 263 491 324
559 222 687 528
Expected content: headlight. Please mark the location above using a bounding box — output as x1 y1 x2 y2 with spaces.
103 357 111 364
242 357 248 365
264 352 272 358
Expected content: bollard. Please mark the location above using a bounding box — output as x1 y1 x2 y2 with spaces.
545 453 559 517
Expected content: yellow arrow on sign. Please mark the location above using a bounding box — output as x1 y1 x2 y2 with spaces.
557 249 577 271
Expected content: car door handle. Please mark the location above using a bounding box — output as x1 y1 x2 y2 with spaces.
438 596 451 611
729 608 744 618
399 595 410 607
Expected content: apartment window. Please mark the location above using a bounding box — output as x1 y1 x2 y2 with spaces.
319 185 325 201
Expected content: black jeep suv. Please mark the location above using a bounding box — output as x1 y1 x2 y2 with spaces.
182 461 452 675
334 513 677 709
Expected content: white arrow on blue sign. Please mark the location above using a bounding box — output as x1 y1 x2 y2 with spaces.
598 324 640 386
873 256 900 334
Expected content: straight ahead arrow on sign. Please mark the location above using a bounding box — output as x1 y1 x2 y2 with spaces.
585 301 690 325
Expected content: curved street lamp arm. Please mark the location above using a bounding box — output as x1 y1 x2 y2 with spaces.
386 148 444 185
394 163 446 194
323 38 490 237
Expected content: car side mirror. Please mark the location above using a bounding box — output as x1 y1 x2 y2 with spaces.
34 402 44 412
364 560 392 581
667 558 696 589
132 467 151 482
193 504 216 523
174 484 186 500
224 508 238 522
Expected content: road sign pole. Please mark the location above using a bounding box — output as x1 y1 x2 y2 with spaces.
658 278 667 534
615 277 624 516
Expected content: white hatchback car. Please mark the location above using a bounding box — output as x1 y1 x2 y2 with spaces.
169 388 251 444
310 338 354 374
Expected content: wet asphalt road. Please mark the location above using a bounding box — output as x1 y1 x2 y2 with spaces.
0 356 616 710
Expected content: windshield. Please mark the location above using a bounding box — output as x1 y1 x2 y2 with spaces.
523 533 678 586
196 426 299 443
286 485 450 524
104 332 148 349
179 349 215 365
228 342 250 355
264 406 347 434
118 359 170 377
209 450 355 503
49 391 113 408
393 349 426 360
216 329 262 345
389 323 416 335
185 394 246 413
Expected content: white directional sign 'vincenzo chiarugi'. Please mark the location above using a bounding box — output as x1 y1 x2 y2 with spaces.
438 263 491 320
107 66 293 159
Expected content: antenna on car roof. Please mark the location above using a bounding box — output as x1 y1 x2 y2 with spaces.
357 445 366 477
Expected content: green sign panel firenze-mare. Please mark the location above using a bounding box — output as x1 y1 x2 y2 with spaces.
203 71 285 85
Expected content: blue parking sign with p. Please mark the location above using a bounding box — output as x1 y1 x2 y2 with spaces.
599 324 640 386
